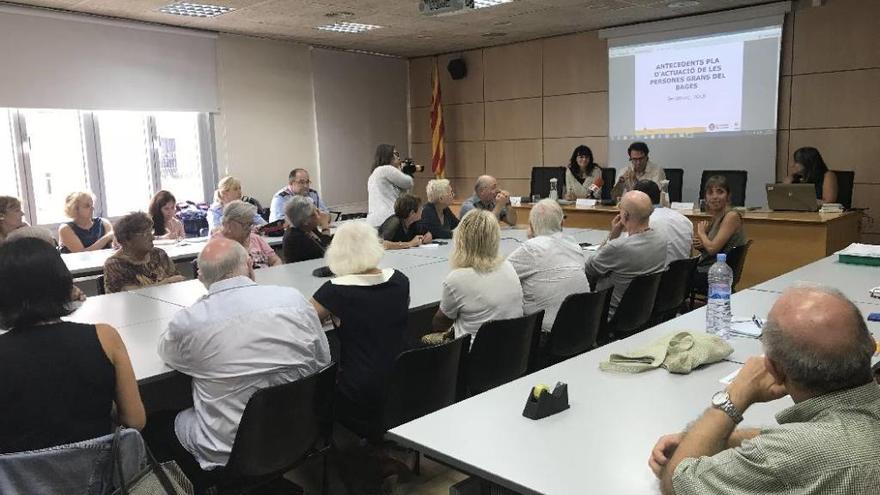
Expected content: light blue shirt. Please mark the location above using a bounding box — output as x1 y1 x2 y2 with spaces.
459 194 509 222
269 187 328 223
157 276 331 469
206 203 267 232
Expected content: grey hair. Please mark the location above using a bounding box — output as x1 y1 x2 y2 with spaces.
761 283 875 395
529 199 564 236
198 240 249 286
474 176 492 193
5 226 55 246
284 195 316 228
222 200 257 226
325 221 385 276
426 179 452 203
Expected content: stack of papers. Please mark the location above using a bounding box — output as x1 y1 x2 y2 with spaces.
729 318 762 338
670 202 696 211
838 243 880 258
819 203 844 213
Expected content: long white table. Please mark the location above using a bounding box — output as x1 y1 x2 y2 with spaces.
749 254 880 305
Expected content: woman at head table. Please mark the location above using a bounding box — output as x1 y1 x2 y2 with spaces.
783 147 838 205
563 145 604 200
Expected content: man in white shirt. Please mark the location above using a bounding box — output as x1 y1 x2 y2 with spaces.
153 237 331 487
611 141 667 200
507 199 588 334
634 180 693 264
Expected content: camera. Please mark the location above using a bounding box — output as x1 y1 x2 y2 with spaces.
401 158 425 176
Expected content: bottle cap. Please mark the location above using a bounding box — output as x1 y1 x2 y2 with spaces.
717 253 727 262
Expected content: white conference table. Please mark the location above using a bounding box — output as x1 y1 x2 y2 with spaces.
749 254 880 305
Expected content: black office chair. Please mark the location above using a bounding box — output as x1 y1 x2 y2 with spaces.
213 363 338 495
664 168 684 203
833 170 854 210
601 167 617 200
530 167 566 200
534 288 611 371
96 275 106 295
699 170 748 207
242 195 270 222
597 272 663 345
650 256 700 325
465 312 543 396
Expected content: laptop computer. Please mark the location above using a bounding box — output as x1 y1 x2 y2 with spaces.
766 183 819 212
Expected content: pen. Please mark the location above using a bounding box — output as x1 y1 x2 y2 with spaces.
752 315 764 329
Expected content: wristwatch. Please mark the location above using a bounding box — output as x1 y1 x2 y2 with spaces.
711 391 743 424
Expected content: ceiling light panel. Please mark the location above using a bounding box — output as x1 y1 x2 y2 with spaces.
159 2 234 17
474 0 513 8
316 21 383 33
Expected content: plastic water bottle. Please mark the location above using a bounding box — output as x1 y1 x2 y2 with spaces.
549 178 559 200
706 253 733 339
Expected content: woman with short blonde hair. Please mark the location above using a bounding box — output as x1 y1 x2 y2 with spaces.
58 191 114 253
450 208 501 272
421 179 459 239
207 176 265 232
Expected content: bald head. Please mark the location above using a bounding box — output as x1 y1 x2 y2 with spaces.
197 237 251 287
475 175 499 202
763 285 874 396
620 190 653 227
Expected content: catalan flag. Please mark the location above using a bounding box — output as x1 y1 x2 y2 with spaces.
430 60 446 179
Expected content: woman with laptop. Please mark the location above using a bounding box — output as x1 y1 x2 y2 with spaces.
692 175 747 293
784 146 838 205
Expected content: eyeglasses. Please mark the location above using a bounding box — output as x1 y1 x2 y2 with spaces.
294 179 311 185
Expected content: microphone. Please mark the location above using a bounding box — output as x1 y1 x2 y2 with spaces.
589 175 604 194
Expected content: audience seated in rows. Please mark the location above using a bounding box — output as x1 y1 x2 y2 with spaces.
419 178 459 239
367 144 413 228
430 209 523 344
633 180 693 264
507 199 587 336
58 191 114 253
611 141 667 200
151 237 331 489
310 221 409 440
585 190 667 318
207 176 266 233
103 212 184 294
270 168 329 226
379 194 432 250
217 200 281 269
0 238 145 453
0 196 27 243
459 175 517 226
650 285 880 494
148 190 186 240
282 195 332 263
692 175 747 293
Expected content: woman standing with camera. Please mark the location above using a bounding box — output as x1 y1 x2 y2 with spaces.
366 144 420 227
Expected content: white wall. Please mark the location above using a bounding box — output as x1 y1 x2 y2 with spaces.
311 48 408 206
213 34 319 205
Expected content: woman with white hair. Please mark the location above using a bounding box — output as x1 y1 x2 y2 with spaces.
207 176 266 232
429 209 523 344
282 195 332 263
419 179 459 239
310 221 409 439
218 200 281 269
58 191 114 253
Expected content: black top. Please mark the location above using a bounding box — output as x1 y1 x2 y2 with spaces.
378 215 424 243
313 270 409 411
282 227 332 263
0 322 115 453
62 218 106 253
794 173 825 200
417 202 460 239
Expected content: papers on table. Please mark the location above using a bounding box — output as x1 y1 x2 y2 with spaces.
729 317 762 338
720 367 740 385
838 243 880 258
575 198 597 208
671 202 696 211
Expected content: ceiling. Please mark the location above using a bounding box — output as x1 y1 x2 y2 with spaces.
8 0 777 57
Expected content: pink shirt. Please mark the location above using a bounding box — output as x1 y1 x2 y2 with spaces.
247 233 275 269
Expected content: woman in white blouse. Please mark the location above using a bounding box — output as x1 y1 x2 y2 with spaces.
366 144 413 227
564 145 604 200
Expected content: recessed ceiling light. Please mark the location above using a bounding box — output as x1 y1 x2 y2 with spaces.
474 0 513 8
316 21 382 33
667 1 700 8
159 2 234 17
324 11 355 18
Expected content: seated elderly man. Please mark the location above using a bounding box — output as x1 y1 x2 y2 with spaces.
585 190 666 318
650 285 880 494
103 212 184 293
459 175 517 226
218 200 281 269
282 195 332 263
269 168 329 227
507 199 587 335
150 237 331 490
633 180 693 264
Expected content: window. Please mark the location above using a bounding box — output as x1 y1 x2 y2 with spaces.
95 112 153 216
0 110 18 198
155 113 204 203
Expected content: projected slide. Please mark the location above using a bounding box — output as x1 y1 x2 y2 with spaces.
635 42 743 135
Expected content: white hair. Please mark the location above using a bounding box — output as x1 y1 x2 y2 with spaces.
5 226 55 246
529 199 564 236
426 179 452 203
222 200 257 226
285 195 316 228
325 221 384 276
198 240 249 286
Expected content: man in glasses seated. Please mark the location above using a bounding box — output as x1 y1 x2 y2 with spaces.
269 168 329 228
611 141 666 200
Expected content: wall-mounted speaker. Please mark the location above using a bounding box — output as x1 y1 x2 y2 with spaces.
447 58 467 80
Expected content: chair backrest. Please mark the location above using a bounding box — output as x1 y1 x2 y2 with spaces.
601 167 617 200
383 335 470 430
530 167 566 200
547 288 611 358
467 311 543 396
651 256 700 322
225 362 338 478
663 168 684 203
725 240 753 291
606 271 664 339
699 170 748 207
833 170 854 209
96 275 106 295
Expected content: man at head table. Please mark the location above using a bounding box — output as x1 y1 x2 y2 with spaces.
611 141 666 200
459 175 518 227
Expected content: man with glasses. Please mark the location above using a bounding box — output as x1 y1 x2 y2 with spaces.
269 168 329 227
611 142 666 200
